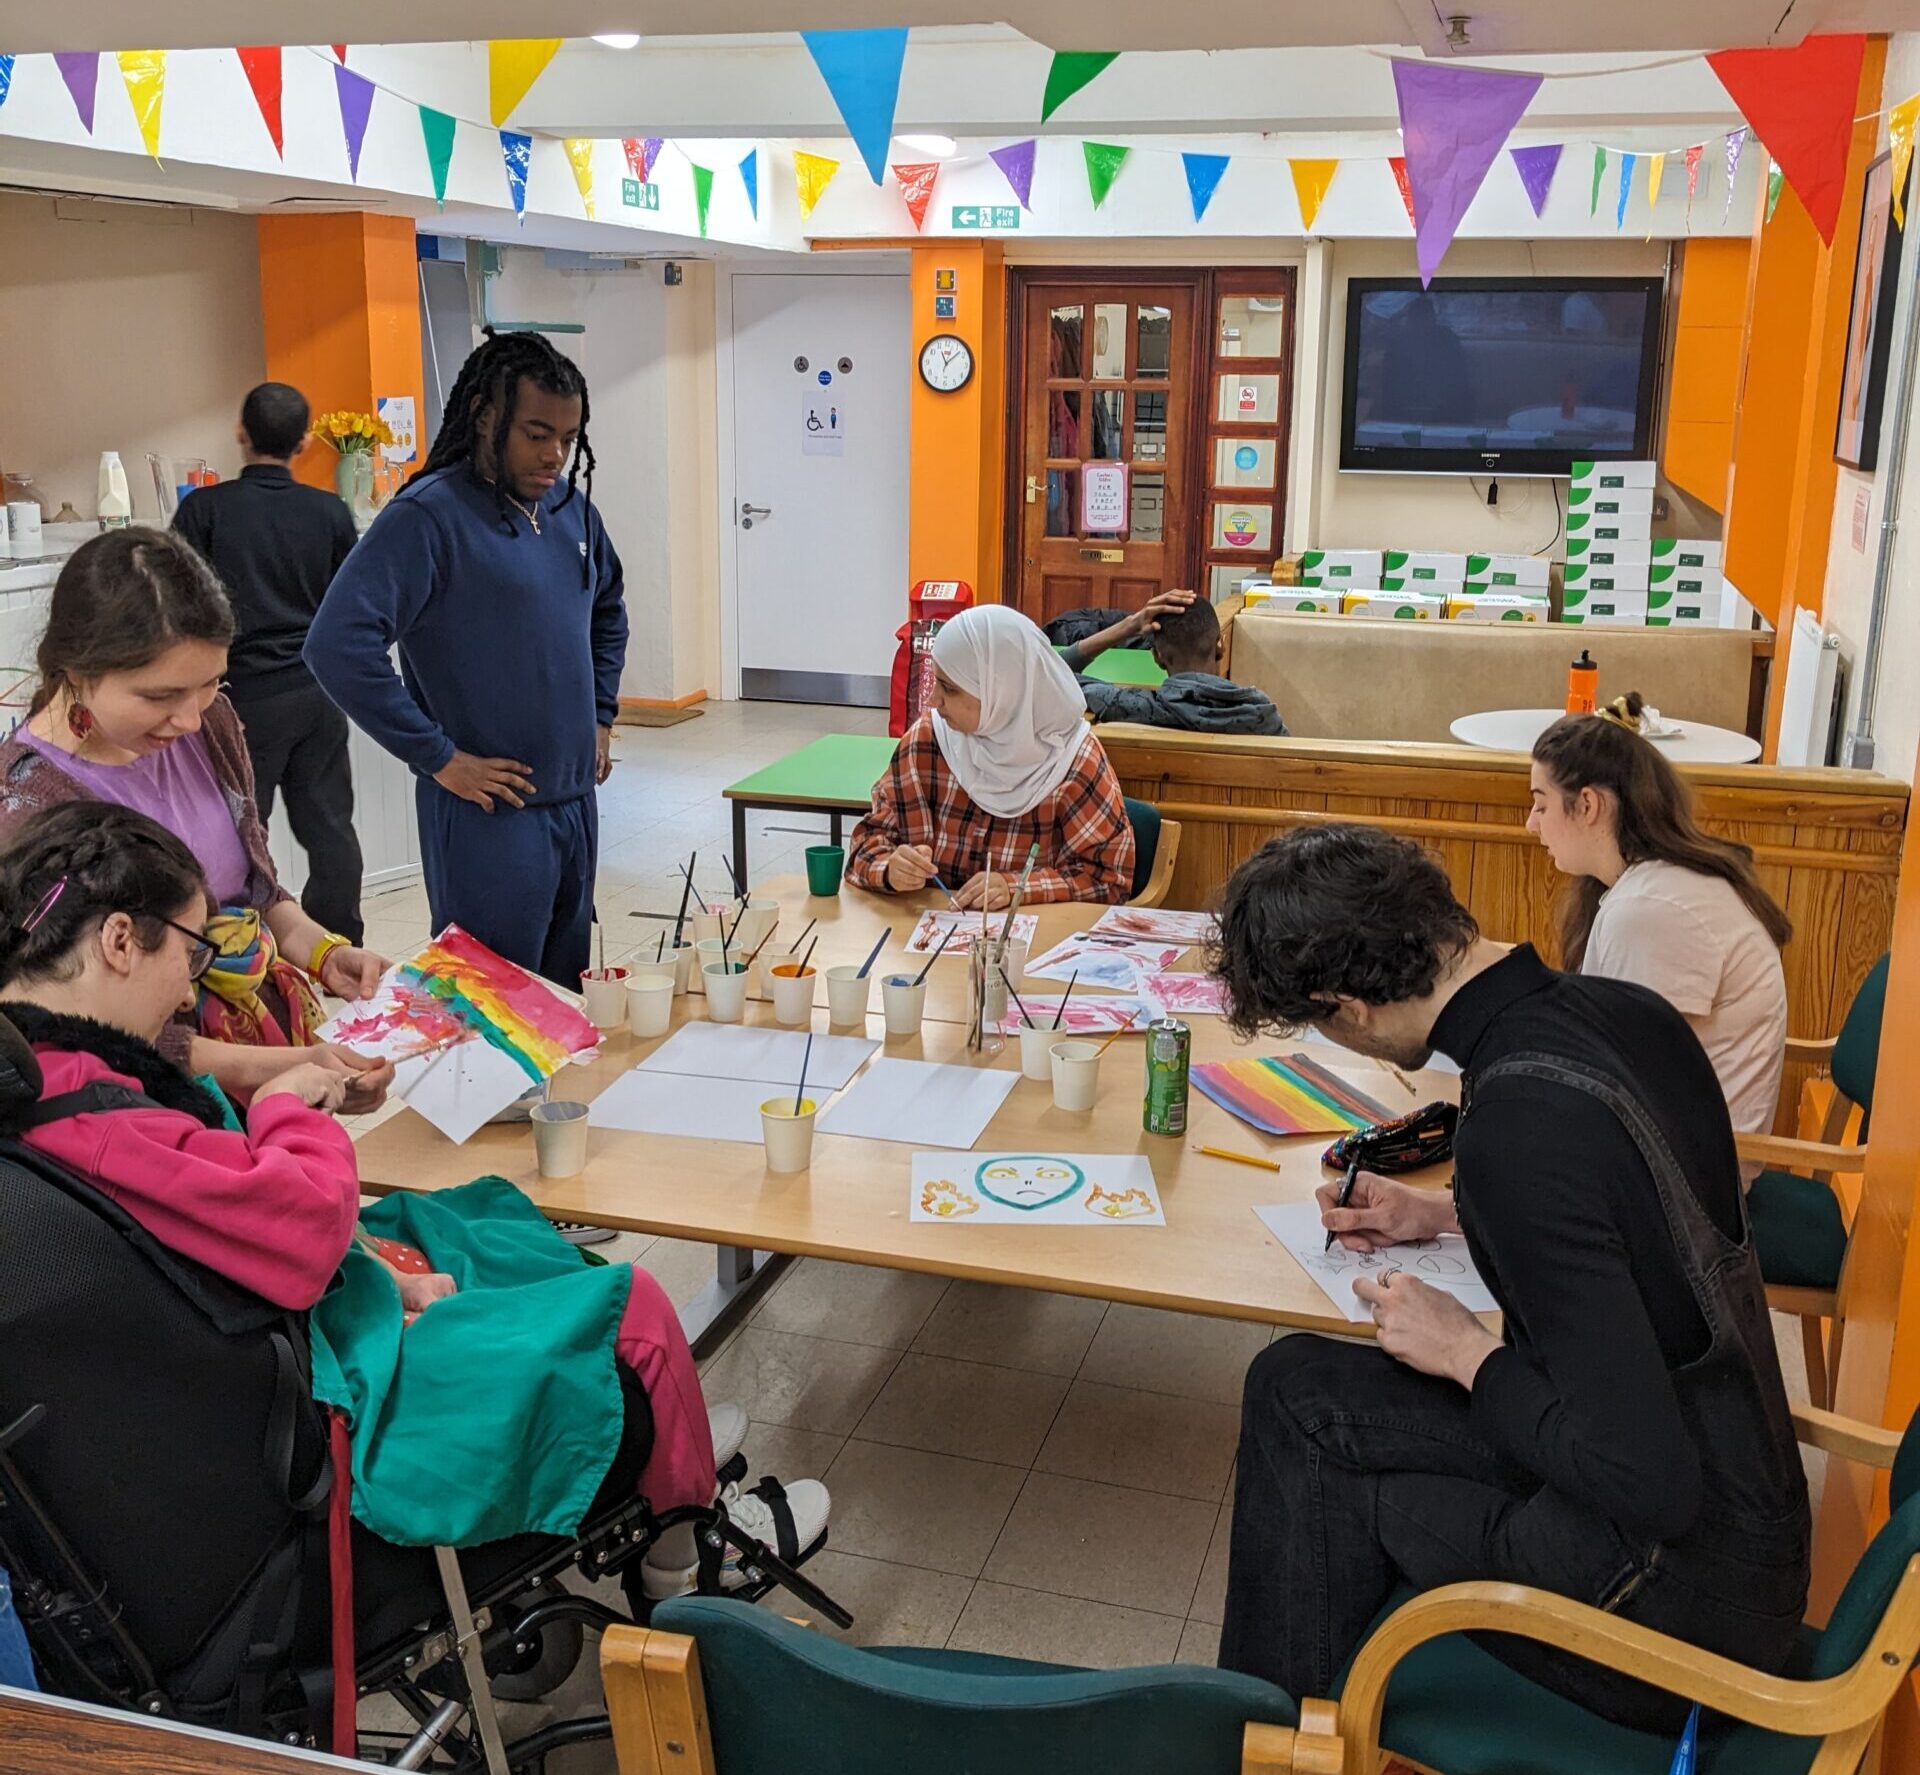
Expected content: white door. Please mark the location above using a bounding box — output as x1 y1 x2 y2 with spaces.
730 273 909 706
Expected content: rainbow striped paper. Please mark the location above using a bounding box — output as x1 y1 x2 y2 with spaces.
1192 1053 1393 1138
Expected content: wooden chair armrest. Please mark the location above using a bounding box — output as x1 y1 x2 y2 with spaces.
1785 1033 1840 1065
1792 1402 1905 1468
1735 1132 1866 1174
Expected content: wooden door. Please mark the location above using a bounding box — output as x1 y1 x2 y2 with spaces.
1012 280 1199 625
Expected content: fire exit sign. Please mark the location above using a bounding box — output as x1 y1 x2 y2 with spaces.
622 179 661 210
950 205 1020 231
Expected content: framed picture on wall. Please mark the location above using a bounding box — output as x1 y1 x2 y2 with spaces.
1836 151 1903 472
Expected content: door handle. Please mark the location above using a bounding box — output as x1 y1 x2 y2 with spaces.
740 502 772 530
1025 475 1038 505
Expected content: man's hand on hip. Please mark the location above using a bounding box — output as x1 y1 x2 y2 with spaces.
434 750 536 812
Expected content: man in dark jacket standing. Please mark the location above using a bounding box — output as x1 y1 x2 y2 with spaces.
174 382 365 940
1060 589 1284 735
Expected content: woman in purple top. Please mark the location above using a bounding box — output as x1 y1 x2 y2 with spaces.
0 530 391 1104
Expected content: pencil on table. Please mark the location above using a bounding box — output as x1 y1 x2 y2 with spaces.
1197 1145 1282 1172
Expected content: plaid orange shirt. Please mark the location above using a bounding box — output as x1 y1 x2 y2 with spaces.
847 717 1136 904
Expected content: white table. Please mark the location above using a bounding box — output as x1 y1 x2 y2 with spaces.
1449 707 1762 764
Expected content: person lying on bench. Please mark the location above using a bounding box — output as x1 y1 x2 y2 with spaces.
848 604 1135 907
1208 823 1808 1732
0 801 829 1595
1060 589 1285 736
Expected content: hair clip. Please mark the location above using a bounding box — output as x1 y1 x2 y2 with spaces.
21 877 67 932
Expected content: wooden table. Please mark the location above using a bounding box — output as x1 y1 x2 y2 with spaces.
355 877 1454 1353
1063 645 1167 688
1449 706 1762 763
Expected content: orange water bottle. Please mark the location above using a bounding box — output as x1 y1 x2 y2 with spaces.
1566 648 1598 716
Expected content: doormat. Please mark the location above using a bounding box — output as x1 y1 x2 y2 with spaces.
616 705 704 729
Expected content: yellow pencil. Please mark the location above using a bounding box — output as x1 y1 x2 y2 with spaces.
1386 1064 1418 1098
1092 1012 1142 1058
1197 1145 1282 1172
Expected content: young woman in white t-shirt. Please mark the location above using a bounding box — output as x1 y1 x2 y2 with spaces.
1527 694 1792 1151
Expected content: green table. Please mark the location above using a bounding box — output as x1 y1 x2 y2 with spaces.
1060 644 1167 688
721 733 899 885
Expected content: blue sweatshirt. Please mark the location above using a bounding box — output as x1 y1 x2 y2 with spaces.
305 466 628 806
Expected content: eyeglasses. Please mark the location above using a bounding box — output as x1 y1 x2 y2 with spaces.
151 915 217 982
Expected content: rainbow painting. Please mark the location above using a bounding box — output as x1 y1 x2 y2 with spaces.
1192 1053 1393 1138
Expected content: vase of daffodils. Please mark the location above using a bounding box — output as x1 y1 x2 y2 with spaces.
313 410 395 529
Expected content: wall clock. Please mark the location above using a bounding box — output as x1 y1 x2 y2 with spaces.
919 333 974 392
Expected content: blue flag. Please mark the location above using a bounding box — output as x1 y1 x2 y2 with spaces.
1182 152 1230 223
500 129 532 222
739 147 759 219
1667 1703 1700 1775
0 56 15 111
801 27 908 183
1616 150 1638 230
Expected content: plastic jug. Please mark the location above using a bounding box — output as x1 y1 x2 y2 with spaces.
97 451 131 530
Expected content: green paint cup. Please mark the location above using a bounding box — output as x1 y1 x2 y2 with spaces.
805 844 845 897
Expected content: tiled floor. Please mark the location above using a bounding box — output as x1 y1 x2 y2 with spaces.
349 696 1822 1768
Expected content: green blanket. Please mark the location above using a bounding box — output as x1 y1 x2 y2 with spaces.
308 1177 631 1547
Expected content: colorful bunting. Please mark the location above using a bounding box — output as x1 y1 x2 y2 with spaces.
1182 151 1230 223
1590 146 1606 215
237 47 283 156
565 138 596 217
1289 158 1339 232
641 137 664 181
0 56 14 112
500 128 532 221
794 149 840 220
991 140 1037 209
740 147 759 219
332 45 347 62
1391 59 1543 285
1615 151 1637 229
691 162 714 237
54 52 99 134
334 64 375 181
1645 152 1665 238
892 160 939 230
800 27 908 183
1766 162 1785 223
1082 141 1130 209
117 51 166 162
1684 143 1703 212
1706 33 1866 243
1042 51 1119 122
621 137 646 181
420 107 457 208
1891 95 1920 227
489 39 562 127
1509 143 1561 217
1388 155 1416 227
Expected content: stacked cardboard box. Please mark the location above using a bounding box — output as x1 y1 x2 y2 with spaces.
1342 591 1444 619
1446 592 1546 622
1296 549 1384 588
1243 588 1343 614
1382 551 1468 593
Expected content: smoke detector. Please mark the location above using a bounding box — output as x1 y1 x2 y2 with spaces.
1445 15 1473 48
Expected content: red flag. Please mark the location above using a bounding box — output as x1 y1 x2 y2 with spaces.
892 160 939 231
1388 155 1417 227
622 138 642 180
332 44 347 61
1706 33 1865 243
237 46 283 156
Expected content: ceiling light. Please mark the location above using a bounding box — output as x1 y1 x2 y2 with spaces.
592 33 641 49
896 134 958 159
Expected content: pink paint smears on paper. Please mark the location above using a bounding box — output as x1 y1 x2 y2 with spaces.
399 925 601 1079
1139 972 1230 1016
324 980 468 1060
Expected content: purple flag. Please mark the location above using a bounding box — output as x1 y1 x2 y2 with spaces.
333 63 375 182
641 137 664 181
1392 60 1543 285
54 51 99 133
1723 127 1748 223
991 139 1037 210
1509 143 1562 218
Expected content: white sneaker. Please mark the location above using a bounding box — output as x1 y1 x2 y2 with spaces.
640 1477 831 1600
708 1401 748 1473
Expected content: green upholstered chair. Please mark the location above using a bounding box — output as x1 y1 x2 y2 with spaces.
1328 1402 1920 1775
1122 796 1182 908
601 1597 1337 1775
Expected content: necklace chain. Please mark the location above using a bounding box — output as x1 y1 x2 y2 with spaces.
503 491 543 535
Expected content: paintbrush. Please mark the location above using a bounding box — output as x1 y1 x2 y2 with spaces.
798 934 819 975
1052 969 1080 1030
1092 1010 1142 1058
788 916 818 954
794 1031 813 1116
1001 966 1039 1029
855 927 891 979
910 942 942 987
671 852 696 947
656 931 666 964
680 863 710 915
726 897 749 947
744 925 778 969
927 873 963 911
1385 1063 1418 1098
596 914 605 978
725 853 746 902
996 842 1038 966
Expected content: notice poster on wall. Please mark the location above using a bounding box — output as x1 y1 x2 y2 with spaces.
801 390 846 457
1082 462 1128 533
377 395 418 464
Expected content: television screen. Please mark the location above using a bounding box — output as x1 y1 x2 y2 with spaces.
1339 277 1663 476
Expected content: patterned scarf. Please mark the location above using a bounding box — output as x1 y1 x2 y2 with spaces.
196 905 325 1048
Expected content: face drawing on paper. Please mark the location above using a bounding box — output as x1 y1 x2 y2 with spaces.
920 1178 981 1218
1085 1185 1156 1220
975 1155 1085 1212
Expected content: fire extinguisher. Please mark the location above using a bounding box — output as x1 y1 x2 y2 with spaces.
888 581 975 737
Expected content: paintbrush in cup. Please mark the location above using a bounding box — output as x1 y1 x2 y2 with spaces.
996 842 1038 965
794 1032 813 1117
788 916 818 954
798 934 819 975
911 944 942 988
1052 970 1080 1030
679 863 710 915
671 852 696 946
1092 1011 1143 1059
855 928 892 979
1001 966 1039 1029
656 931 666 964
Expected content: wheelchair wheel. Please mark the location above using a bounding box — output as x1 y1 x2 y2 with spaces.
490 1602 585 1703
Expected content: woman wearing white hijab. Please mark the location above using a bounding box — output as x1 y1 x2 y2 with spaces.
847 606 1136 907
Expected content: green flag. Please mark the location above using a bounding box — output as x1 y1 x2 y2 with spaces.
692 162 714 237
1589 145 1605 215
1083 141 1130 209
1043 51 1118 122
1766 163 1784 223
420 106 456 208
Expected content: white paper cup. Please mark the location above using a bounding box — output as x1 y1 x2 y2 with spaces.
760 1097 819 1173
1050 1040 1102 1112
735 898 779 955
768 964 817 1026
880 974 927 1038
530 1100 589 1178
825 964 872 1026
1000 937 1030 990
580 967 630 1029
625 975 674 1038
1018 1021 1058 1081
690 907 729 945
694 938 728 983
703 961 749 1022
669 941 696 995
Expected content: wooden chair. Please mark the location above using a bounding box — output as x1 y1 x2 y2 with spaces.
601 1597 1343 1774
1740 955 1887 1407
1323 1400 1920 1775
1122 795 1183 909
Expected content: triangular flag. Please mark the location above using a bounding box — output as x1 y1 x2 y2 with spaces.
740 148 759 219
117 51 166 162
332 45 347 62
1082 141 1130 209
500 128 532 222
1706 34 1866 243
1645 152 1665 239
1723 127 1748 223
564 138 596 217
1590 146 1606 215
622 137 646 181
489 39 561 127
800 27 908 184
54 52 99 134
1289 158 1339 232
237 48 283 156
1392 60 1543 285
1890 95 1920 227
334 64 375 181
1042 51 1119 122
641 137 664 181
892 160 939 230
1509 143 1562 217
0 56 14 112
1615 151 1637 229
794 150 840 221
991 140 1037 209
691 163 714 238
420 107 456 208
1182 152 1230 223
1684 143 1703 212
1767 162 1785 223
1388 155 1416 227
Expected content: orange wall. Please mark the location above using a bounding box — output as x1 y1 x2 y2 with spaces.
1664 239 1748 510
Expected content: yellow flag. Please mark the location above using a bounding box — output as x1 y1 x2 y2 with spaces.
1289 158 1339 232
489 39 561 127
795 150 840 221
1891 94 1920 227
117 50 166 162
565 138 597 219
1645 152 1665 239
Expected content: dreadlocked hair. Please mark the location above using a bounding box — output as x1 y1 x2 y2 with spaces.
416 327 596 528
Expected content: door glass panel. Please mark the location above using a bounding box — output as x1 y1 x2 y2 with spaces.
1091 303 1128 378
1130 472 1165 542
1219 295 1288 357
1214 437 1276 487
1133 390 1169 462
1049 305 1084 378
1048 390 1082 459
1210 563 1268 600
1045 468 1078 538
1211 501 1274 554
1217 374 1280 424
1089 389 1126 460
1135 305 1171 379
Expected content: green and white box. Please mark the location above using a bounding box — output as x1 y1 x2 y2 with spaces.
1465 553 1551 591
1646 587 1713 626
1560 591 1648 627
1446 592 1546 622
1342 591 1444 620
1566 538 1653 573
1298 549 1384 587
1382 550 1468 590
1244 589 1342 614
1566 508 1655 543
1648 538 1724 598
1564 562 1650 598
1570 459 1657 491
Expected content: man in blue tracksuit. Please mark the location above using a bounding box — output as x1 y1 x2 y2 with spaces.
306 332 628 987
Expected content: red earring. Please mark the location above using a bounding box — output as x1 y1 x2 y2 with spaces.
66 702 95 742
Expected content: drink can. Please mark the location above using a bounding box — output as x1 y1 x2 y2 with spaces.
1144 1017 1191 1136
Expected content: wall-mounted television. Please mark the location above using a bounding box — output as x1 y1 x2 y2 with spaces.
1339 276 1664 477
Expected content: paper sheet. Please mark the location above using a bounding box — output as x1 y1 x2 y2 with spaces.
1137 972 1230 1017
996 993 1155 1037
1253 1201 1497 1323
1022 934 1185 987
393 1039 538 1145
1092 906 1219 945
636 1024 878 1091
904 910 1038 956
588 1069 785 1144
818 1058 1020 1149
912 1152 1166 1225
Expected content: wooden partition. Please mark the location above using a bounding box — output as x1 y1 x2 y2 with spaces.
1103 727 1907 1130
